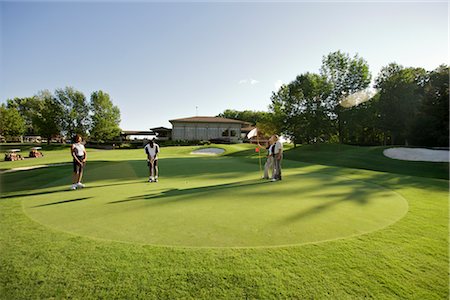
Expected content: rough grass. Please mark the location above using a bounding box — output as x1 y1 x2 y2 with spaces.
0 144 448 299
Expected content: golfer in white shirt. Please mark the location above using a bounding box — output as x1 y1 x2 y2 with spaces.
144 138 160 182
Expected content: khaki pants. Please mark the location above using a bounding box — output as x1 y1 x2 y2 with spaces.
273 156 282 180
263 156 274 179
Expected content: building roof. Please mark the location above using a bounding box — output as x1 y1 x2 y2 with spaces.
169 116 247 124
150 127 172 132
121 130 155 135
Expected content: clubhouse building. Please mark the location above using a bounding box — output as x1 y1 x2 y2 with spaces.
168 116 252 142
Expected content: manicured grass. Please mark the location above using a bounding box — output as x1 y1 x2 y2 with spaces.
284 143 449 180
0 144 448 298
20 157 407 247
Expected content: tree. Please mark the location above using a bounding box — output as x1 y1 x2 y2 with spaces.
0 104 26 138
269 73 332 146
409 65 449 147
55 87 90 138
320 51 371 143
89 90 121 142
269 84 298 144
291 73 333 144
6 97 39 135
33 90 64 144
375 63 426 145
340 93 384 145
217 109 270 125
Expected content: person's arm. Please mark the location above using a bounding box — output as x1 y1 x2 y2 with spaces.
71 145 82 164
82 148 87 163
144 146 150 161
152 145 161 162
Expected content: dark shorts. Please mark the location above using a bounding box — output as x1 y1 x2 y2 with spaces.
73 155 85 173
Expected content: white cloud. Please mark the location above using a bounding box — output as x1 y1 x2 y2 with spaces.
239 78 260 85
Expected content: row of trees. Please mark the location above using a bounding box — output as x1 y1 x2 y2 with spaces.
0 87 121 143
219 51 448 147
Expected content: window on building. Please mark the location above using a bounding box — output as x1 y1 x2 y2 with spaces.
221 129 229 137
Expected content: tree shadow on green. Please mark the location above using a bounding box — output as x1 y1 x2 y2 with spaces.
108 179 271 205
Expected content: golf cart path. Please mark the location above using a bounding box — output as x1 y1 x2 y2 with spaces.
383 147 449 162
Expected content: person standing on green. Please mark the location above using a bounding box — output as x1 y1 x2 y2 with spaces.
71 134 87 190
259 136 275 180
144 138 160 182
271 135 283 181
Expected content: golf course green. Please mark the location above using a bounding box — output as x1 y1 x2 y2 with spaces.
0 144 448 298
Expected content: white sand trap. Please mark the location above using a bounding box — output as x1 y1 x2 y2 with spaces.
0 163 71 174
191 148 225 155
383 148 449 162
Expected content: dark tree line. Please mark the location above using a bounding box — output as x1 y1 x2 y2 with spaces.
220 51 448 147
1 87 121 143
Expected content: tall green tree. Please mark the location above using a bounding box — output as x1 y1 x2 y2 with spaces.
269 84 299 144
375 63 426 145
33 90 64 144
89 91 121 142
290 73 333 144
320 51 371 143
0 104 26 138
340 94 384 145
269 73 332 145
55 87 90 138
409 65 449 147
6 97 39 135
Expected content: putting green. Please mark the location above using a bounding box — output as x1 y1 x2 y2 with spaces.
21 156 408 247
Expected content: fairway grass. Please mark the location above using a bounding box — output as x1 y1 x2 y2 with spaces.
0 144 448 298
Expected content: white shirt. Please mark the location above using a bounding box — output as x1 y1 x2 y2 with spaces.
273 141 283 155
73 143 85 157
144 143 160 159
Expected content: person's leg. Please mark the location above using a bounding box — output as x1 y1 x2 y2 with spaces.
272 158 280 181
76 162 85 187
277 158 282 180
71 160 78 189
72 172 78 184
148 161 153 181
154 160 158 181
267 157 274 179
77 169 84 184
271 159 277 180
263 158 270 179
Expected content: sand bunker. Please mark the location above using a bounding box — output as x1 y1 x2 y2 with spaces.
191 148 225 155
383 148 449 162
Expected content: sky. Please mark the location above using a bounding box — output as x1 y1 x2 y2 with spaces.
1 1 448 130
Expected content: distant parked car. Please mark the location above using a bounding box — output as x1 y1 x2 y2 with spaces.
4 149 24 161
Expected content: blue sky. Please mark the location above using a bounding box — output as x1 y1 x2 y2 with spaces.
1 1 448 130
